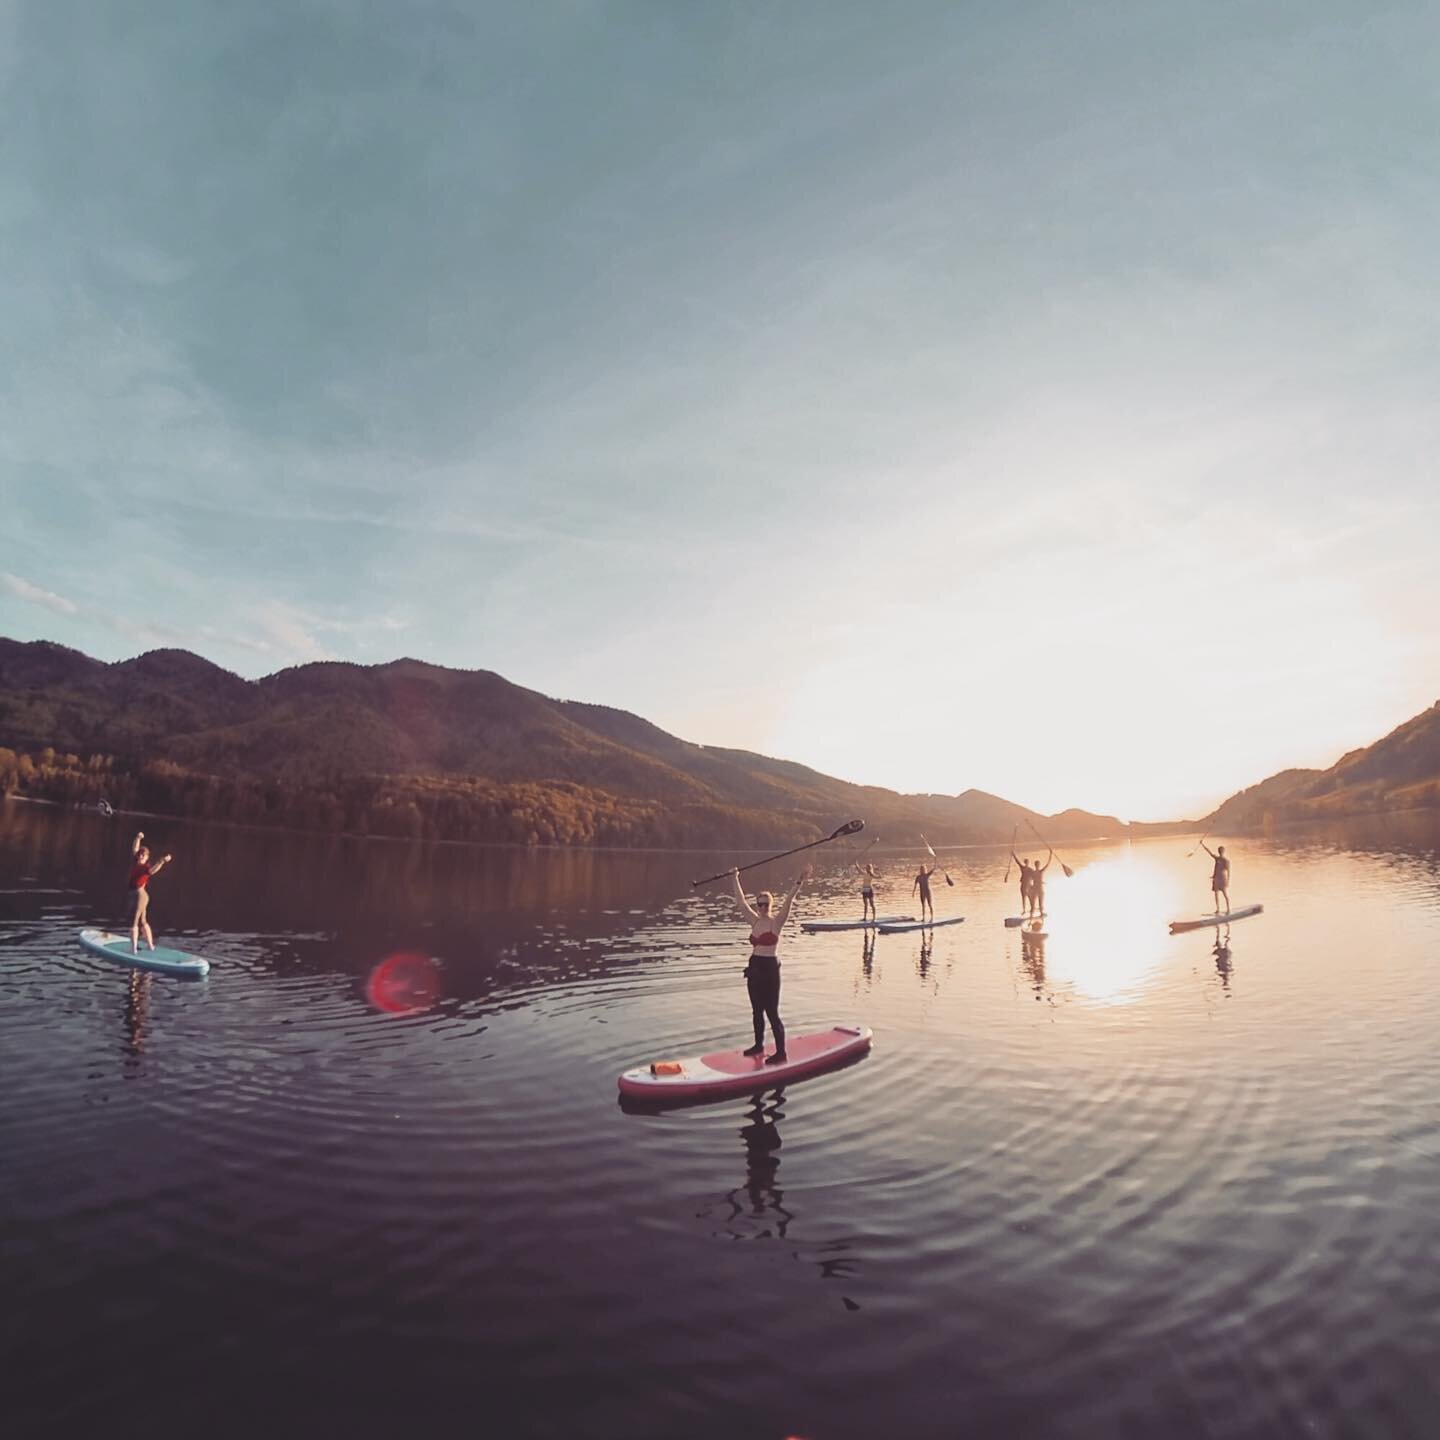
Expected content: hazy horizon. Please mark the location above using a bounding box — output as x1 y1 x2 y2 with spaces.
4 2 1438 820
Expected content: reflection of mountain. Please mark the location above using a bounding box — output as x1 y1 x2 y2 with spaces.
1203 701 1440 832
0 637 1126 849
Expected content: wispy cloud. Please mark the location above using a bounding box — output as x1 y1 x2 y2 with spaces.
2 571 79 615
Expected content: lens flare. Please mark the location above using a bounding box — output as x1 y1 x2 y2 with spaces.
365 951 441 1015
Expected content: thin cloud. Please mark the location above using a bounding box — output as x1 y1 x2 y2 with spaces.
2 571 79 615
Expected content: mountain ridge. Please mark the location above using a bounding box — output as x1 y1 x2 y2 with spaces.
0 637 1124 848
4 636 1435 846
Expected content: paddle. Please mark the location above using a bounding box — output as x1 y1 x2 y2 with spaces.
1024 819 1074 878
690 819 865 888
920 833 955 886
1003 824 1017 883
1187 825 1214 858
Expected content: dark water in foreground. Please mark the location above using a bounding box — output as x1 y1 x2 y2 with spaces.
3 803 1440 1439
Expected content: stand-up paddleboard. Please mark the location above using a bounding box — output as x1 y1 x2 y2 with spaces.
79 928 210 978
618 1024 872 1103
1004 913 1045 928
877 916 965 934
1169 904 1263 934
801 915 915 933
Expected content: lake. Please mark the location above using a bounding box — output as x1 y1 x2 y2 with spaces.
3 802 1440 1439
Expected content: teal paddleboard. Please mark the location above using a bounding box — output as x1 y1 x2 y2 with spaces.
79 928 211 978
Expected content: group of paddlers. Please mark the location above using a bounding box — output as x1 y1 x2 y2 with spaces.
729 839 1238 1065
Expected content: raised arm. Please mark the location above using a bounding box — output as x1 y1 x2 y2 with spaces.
1038 848 1053 874
149 853 173 876
775 871 807 932
732 869 759 922
132 830 144 856
1199 841 1215 859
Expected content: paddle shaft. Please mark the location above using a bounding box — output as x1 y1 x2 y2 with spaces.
691 820 864 888
1003 824 1017 883
1025 819 1074 878
921 834 955 886
1187 826 1214 858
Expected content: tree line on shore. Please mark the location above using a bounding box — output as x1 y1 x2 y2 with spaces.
0 746 821 848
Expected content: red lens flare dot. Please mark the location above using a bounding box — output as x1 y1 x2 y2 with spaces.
365 951 441 1015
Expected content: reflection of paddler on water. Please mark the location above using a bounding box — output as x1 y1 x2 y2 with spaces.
124 969 151 1059
1213 932 1233 992
127 831 174 955
861 928 877 986
912 863 937 922
1020 926 1047 998
731 865 810 1065
722 1095 793 1238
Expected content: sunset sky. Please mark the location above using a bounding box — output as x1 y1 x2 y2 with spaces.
3 2 1438 820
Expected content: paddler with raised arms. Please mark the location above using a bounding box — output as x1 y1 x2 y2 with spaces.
853 859 880 923
127 830 174 954
1199 839 1231 913
732 865 810 1065
912 861 938 924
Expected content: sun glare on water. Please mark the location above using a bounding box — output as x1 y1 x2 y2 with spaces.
1040 848 1186 1004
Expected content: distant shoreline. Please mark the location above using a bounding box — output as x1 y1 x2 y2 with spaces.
1 791 1160 857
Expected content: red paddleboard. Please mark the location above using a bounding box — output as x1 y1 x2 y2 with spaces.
618 1024 873 1103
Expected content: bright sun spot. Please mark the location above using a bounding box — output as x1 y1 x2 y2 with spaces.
1041 848 1186 1003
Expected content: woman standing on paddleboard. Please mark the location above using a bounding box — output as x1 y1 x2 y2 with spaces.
1030 848 1053 917
853 860 879 923
127 831 173 955
732 866 809 1065
1010 850 1033 915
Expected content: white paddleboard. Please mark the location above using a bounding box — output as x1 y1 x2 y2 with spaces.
801 915 915 932
877 916 966 934
1168 904 1263 934
79 928 211 978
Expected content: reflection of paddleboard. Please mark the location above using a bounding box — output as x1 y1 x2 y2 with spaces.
618 1025 872 1103
79 928 211 978
877 917 965 934
801 915 914 932
1004 913 1045 928
1169 904 1263 934
1020 927 1048 940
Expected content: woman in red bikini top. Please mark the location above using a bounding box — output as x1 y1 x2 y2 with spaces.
731 865 809 1065
127 830 173 955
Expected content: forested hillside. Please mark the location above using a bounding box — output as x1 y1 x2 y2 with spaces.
0 638 1125 848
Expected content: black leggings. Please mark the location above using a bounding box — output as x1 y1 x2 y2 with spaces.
745 955 784 1050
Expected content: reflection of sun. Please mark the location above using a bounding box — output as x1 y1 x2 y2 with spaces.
1043 849 1184 1003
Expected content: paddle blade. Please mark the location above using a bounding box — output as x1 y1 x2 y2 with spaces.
1062 863 1074 878
832 819 865 838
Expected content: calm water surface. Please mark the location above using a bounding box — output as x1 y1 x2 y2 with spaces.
3 804 1440 1438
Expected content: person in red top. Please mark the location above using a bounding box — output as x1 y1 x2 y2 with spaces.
128 830 173 954
732 865 809 1064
